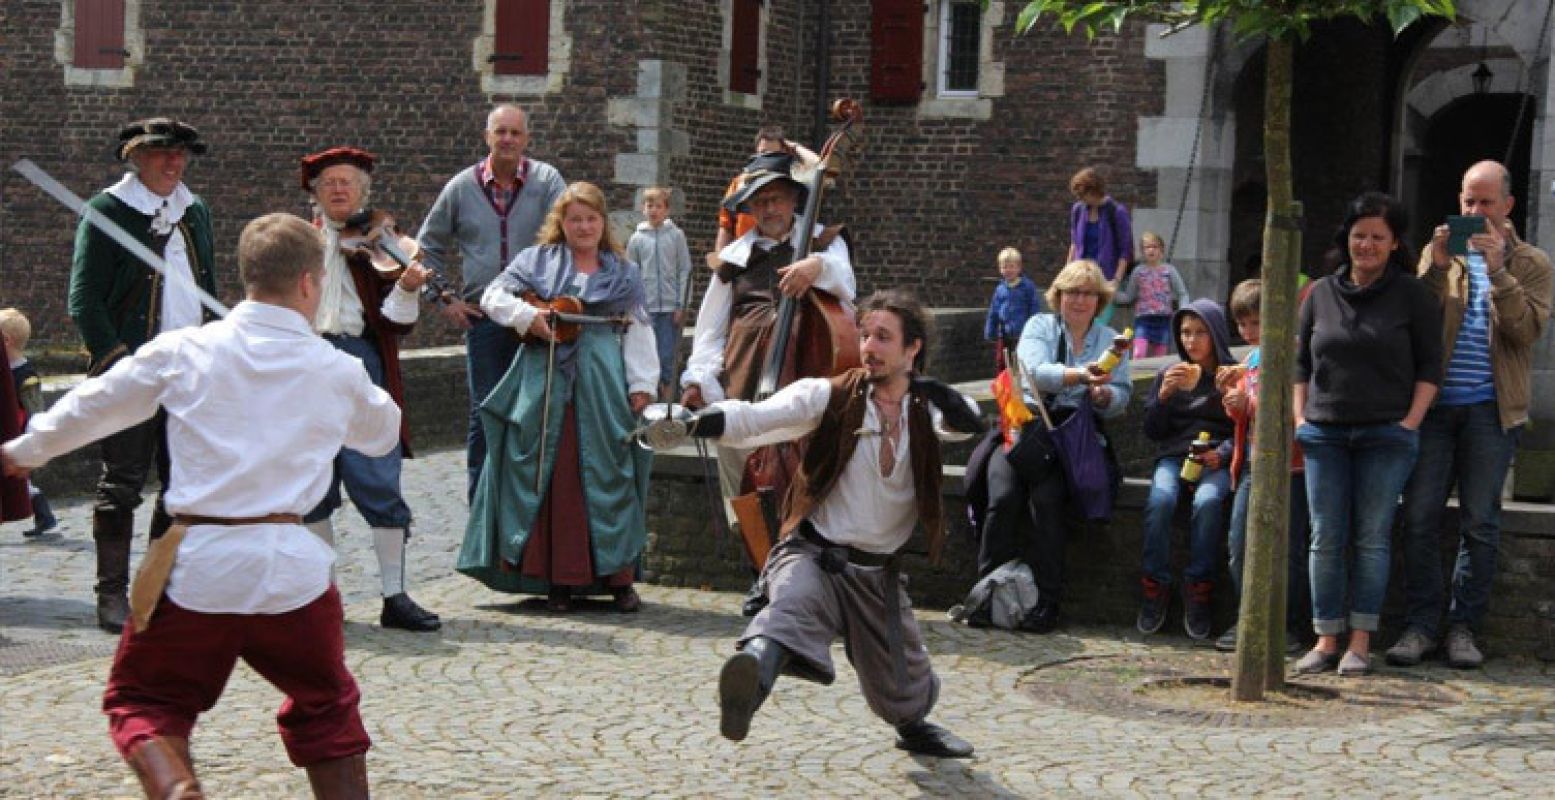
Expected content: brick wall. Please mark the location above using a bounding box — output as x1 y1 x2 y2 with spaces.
1 1 1167 360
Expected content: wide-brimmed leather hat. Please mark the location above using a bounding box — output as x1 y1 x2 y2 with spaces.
299 146 376 192
117 118 206 161
723 151 810 213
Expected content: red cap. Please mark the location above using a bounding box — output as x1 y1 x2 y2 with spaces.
299 146 375 192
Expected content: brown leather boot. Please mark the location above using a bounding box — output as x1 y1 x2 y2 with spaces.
127 736 204 799
305 753 370 799
93 507 135 634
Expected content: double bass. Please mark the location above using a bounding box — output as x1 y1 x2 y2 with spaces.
729 99 865 570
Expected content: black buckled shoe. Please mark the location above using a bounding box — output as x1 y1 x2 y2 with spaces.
1020 597 1060 634
895 720 975 758
381 593 441 632
719 636 787 742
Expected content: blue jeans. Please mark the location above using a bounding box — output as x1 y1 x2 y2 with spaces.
306 334 412 529
1141 456 1231 586
465 316 520 500
1227 469 1310 632
1398 401 1519 637
1297 421 1419 635
649 311 678 388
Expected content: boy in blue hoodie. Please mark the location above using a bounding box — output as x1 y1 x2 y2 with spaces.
983 247 1042 367
1139 298 1236 640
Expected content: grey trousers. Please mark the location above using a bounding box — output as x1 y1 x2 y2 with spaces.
740 536 940 727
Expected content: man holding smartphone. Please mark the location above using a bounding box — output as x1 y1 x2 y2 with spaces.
1388 160 1553 669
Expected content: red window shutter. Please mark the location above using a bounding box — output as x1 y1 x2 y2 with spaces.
870 0 924 103
493 0 549 76
73 0 127 70
729 0 761 94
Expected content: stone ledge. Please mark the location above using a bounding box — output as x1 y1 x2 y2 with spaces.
645 449 1555 660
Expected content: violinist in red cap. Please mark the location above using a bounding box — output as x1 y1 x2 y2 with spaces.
297 146 442 632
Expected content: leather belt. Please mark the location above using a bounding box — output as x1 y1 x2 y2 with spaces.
796 521 896 568
173 513 303 526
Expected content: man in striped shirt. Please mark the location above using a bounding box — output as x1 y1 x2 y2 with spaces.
1389 161 1553 669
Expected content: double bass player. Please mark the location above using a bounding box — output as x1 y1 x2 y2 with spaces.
679 149 857 613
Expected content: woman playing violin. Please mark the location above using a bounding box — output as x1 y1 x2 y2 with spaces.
457 181 659 612
297 146 442 633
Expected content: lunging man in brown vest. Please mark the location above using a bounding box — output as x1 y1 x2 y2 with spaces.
650 290 983 758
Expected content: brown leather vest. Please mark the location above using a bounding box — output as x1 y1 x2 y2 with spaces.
713 226 846 401
716 242 791 401
779 368 946 564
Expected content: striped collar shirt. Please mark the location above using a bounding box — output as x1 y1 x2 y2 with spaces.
1439 250 1496 405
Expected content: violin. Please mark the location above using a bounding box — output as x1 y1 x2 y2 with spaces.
516 292 585 344
510 291 633 345
338 208 457 302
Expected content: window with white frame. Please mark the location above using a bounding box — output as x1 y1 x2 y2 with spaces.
937 0 981 97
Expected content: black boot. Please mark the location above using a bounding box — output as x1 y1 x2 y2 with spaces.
1020 596 1060 634
719 635 788 742
23 493 58 538
92 507 134 634
740 579 768 617
381 593 441 632
895 719 975 758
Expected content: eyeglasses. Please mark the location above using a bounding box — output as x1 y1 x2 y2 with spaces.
318 178 357 191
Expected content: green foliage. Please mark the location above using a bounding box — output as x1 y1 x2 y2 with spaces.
1002 0 1456 41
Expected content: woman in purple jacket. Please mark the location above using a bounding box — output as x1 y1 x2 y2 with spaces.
1066 167 1134 328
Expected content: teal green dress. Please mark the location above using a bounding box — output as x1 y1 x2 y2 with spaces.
457 245 653 595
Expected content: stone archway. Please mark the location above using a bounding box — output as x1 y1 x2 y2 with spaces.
1140 0 1553 302
1396 0 1554 242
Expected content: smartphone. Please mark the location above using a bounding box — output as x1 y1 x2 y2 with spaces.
1447 214 1486 256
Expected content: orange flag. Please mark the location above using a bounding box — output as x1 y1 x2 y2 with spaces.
991 369 1033 448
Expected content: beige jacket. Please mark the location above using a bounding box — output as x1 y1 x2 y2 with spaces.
1417 222 1553 430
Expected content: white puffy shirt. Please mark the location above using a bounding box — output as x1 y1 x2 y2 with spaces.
4 301 401 614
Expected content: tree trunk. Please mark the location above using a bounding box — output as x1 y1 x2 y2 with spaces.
1231 34 1297 702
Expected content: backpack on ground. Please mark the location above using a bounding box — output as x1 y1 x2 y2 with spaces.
948 559 1041 631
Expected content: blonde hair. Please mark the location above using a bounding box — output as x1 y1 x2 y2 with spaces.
0 308 31 350
1140 231 1165 250
642 186 671 206
238 213 325 296
1230 279 1262 321
537 182 624 256
1044 260 1114 313
996 247 1022 265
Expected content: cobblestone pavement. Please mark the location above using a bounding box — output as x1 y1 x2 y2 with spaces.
3 448 1553 798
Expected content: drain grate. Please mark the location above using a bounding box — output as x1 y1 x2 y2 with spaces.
0 638 116 676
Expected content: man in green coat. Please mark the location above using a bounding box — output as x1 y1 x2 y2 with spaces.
68 118 217 633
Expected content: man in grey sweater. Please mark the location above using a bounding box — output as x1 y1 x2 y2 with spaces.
417 104 566 499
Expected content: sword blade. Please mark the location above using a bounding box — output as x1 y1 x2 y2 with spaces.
11 159 230 318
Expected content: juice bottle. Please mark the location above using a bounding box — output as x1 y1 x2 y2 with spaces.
1180 431 1212 483
1093 326 1133 375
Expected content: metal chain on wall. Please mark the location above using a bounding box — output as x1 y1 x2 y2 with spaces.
1166 26 1223 264
1502 0 1554 167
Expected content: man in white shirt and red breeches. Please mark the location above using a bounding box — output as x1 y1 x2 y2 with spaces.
3 214 401 799
654 290 982 758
